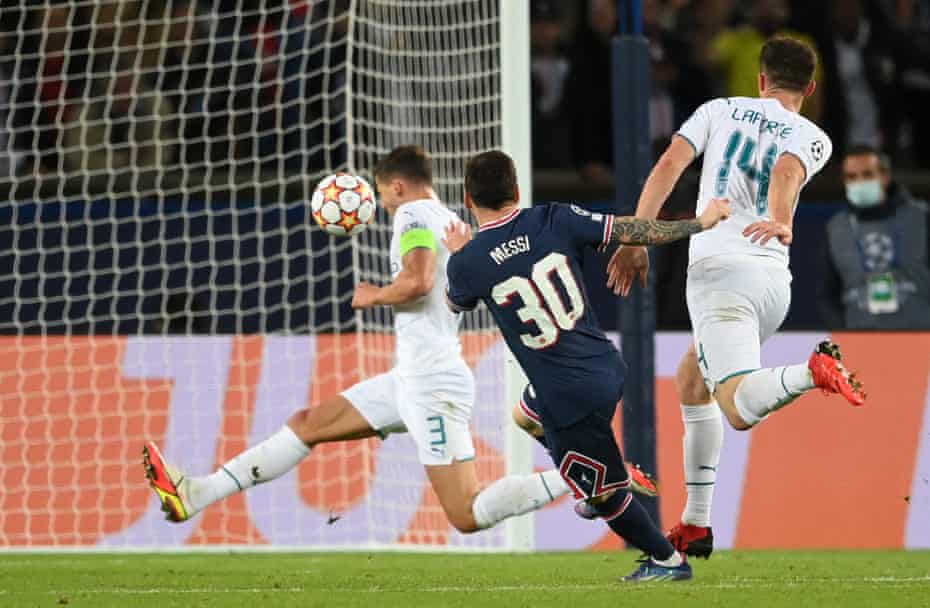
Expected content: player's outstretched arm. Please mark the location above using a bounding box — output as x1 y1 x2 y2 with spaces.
351 247 436 309
608 198 730 246
608 135 696 295
635 135 696 221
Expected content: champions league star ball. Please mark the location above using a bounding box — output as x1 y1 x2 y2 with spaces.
311 173 377 236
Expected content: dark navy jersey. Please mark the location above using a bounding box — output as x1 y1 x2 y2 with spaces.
446 203 626 428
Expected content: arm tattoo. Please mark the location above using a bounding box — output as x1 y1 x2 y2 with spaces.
609 217 703 246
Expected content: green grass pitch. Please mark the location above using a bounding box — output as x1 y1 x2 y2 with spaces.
2 551 929 607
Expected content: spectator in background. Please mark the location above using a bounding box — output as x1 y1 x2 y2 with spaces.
0 21 25 179
819 145 930 329
567 0 709 185
8 4 90 175
817 0 898 158
642 0 712 147
710 0 824 121
138 0 212 170
530 0 573 169
209 0 349 173
61 58 176 174
566 0 616 188
681 0 739 76
884 0 930 166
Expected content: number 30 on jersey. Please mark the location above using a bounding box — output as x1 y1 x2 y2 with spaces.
491 252 584 350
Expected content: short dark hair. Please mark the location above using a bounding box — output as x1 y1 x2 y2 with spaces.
760 37 817 93
373 145 433 185
465 151 518 210
844 143 891 172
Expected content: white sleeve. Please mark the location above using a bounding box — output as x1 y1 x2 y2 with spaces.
783 127 832 184
394 205 428 235
676 99 720 157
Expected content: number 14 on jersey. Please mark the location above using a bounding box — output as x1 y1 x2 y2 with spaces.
716 130 778 216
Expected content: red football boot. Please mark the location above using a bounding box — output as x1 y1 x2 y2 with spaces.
808 341 866 406
142 441 193 523
628 463 659 497
667 522 714 559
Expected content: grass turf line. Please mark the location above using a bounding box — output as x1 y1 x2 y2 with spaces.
2 551 929 608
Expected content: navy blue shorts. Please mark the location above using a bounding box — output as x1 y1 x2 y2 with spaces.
521 384 630 500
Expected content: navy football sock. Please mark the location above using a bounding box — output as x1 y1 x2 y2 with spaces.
595 491 675 560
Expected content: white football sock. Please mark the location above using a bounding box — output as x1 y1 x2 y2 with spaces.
652 551 684 568
185 425 310 514
733 364 815 427
472 469 569 529
680 403 723 528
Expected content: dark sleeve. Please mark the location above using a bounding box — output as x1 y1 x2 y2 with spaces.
445 252 479 312
552 203 614 253
816 233 845 330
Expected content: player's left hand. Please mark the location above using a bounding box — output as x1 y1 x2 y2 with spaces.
606 246 649 297
351 282 381 309
742 220 792 246
442 221 473 254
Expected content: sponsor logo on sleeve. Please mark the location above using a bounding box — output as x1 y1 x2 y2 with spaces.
400 220 428 234
571 204 602 223
570 204 591 217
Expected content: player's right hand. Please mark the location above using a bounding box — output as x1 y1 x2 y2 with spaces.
698 198 731 230
442 221 473 254
606 246 649 297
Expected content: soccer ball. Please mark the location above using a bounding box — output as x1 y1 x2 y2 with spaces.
311 173 377 236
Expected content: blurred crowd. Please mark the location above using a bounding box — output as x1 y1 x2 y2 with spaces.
0 0 350 179
0 0 926 331
531 0 930 180
532 0 930 330
3 0 926 179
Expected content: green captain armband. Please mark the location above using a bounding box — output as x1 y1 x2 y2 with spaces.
399 227 437 256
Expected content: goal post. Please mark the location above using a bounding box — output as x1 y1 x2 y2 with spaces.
498 0 535 553
0 0 533 551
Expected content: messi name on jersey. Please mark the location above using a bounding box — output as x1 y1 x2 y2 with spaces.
489 235 531 265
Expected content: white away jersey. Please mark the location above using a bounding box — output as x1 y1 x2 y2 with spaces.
389 198 465 376
677 96 832 267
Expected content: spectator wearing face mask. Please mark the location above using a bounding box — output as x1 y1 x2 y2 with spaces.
818 144 930 329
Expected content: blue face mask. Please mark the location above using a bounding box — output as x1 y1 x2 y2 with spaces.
846 180 884 208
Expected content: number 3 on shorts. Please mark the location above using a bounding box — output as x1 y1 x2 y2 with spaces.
427 415 447 449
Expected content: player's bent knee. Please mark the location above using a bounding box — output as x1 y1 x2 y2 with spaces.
676 356 710 404
451 519 481 534
512 406 543 438
714 389 752 431
286 397 376 447
591 488 632 519
677 375 711 404
446 507 481 534
586 489 615 506
286 409 317 445
721 407 752 431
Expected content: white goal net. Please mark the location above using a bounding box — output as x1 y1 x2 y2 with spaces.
0 0 530 550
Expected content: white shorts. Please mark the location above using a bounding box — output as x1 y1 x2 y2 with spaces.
686 254 791 392
340 361 476 466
